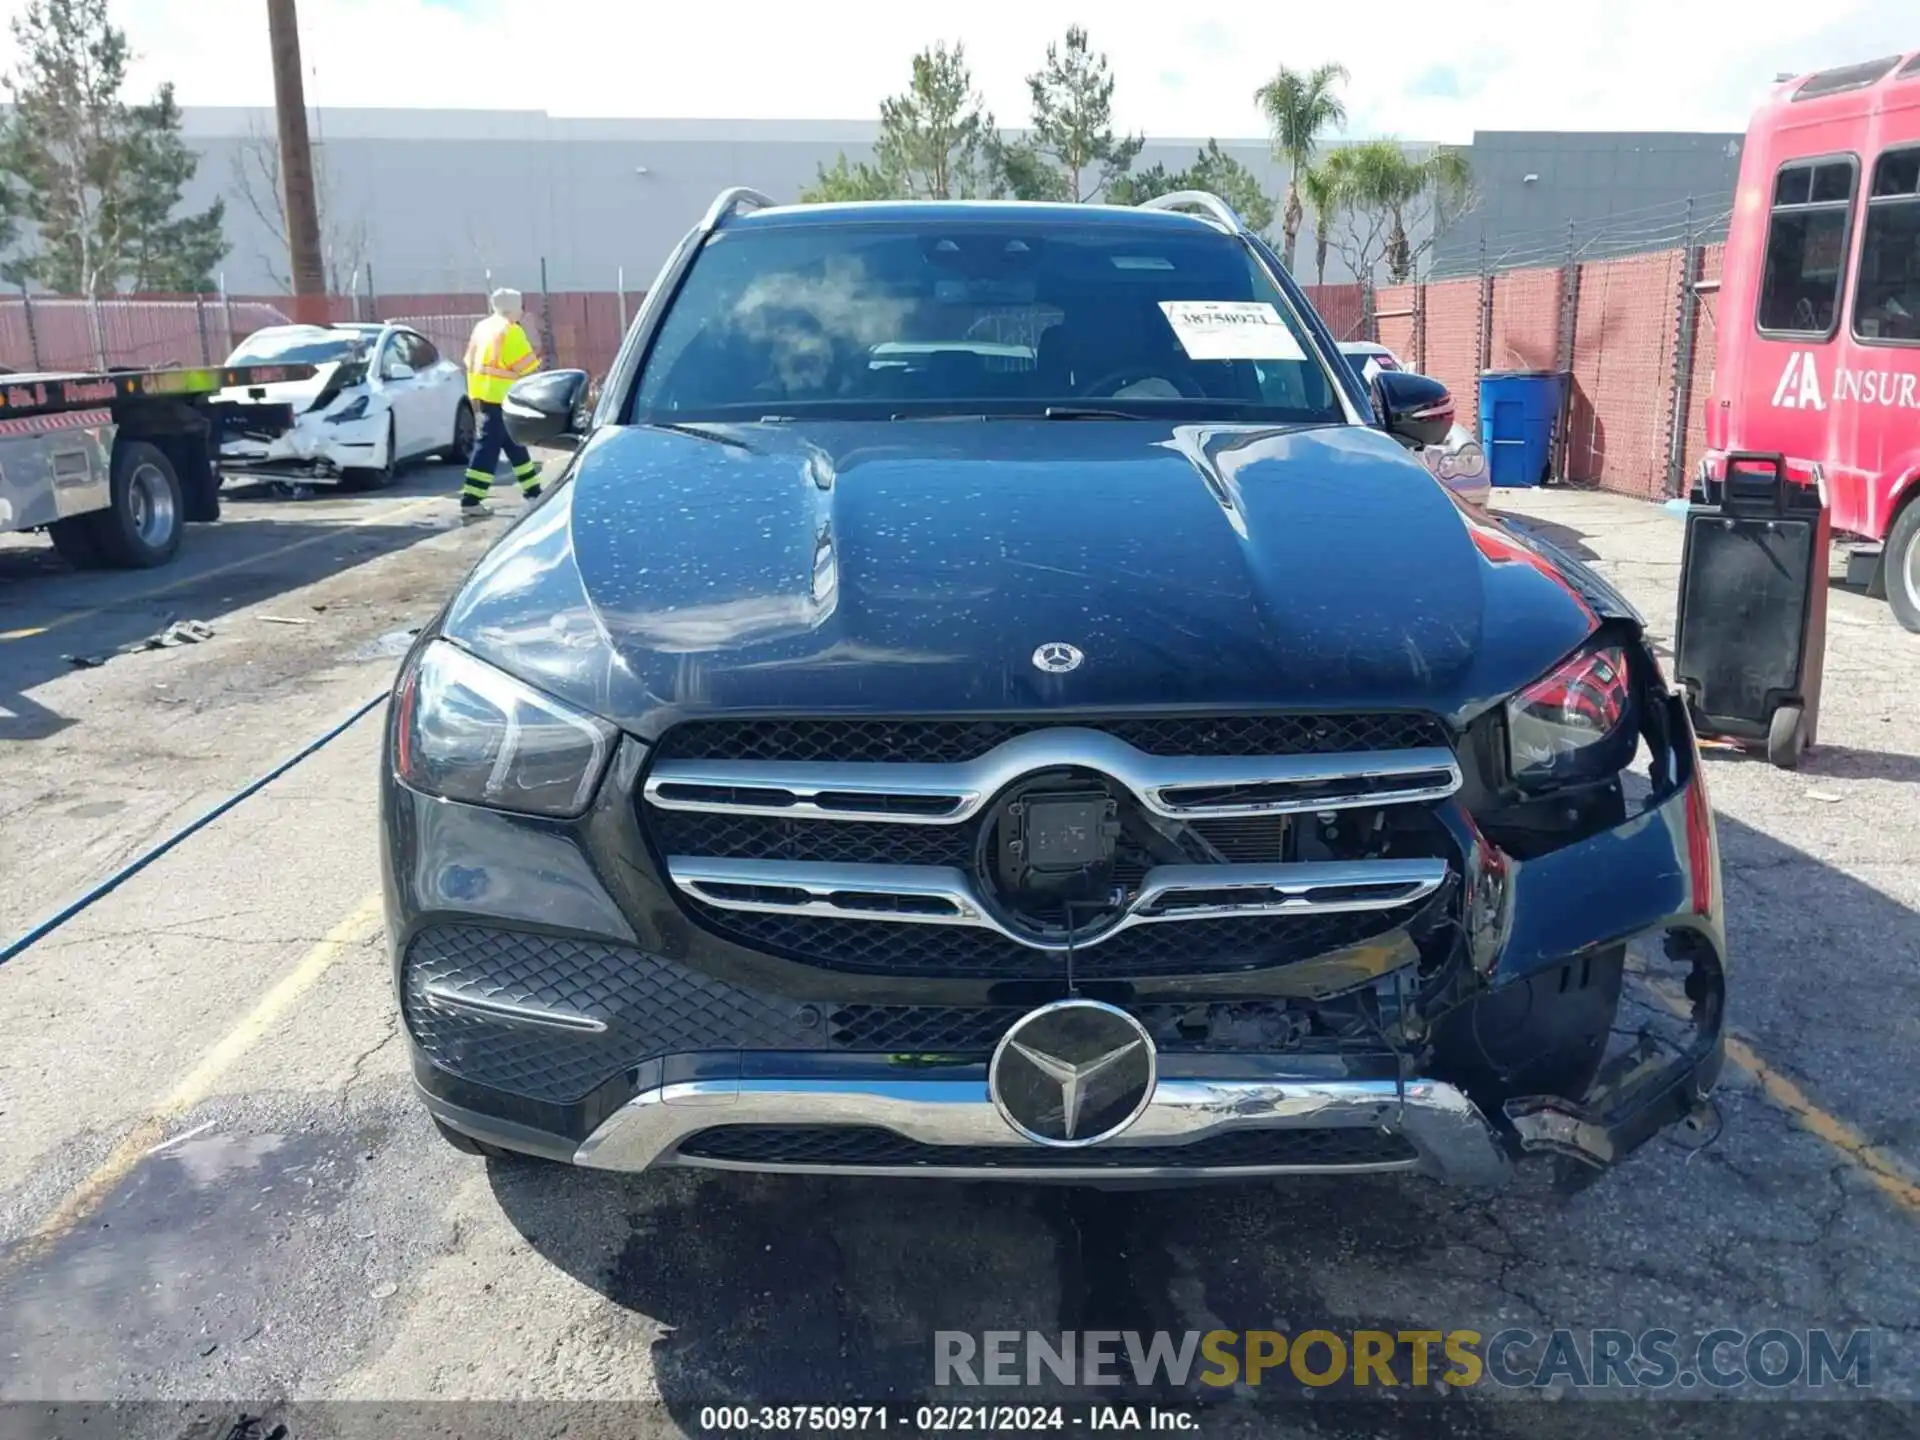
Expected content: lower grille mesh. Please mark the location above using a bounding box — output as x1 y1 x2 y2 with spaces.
675 1124 1419 1170
402 925 1348 1103
681 899 1435 980
402 925 815 1103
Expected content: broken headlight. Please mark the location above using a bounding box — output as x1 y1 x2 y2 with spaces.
393 639 616 818
1505 643 1635 790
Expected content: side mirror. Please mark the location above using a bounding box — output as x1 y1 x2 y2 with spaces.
385 361 415 381
503 369 592 448
1371 370 1455 450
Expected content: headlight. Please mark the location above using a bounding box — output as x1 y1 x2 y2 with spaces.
393 639 616 817
1505 643 1635 789
324 394 370 423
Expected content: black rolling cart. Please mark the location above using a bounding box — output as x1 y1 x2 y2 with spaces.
1673 453 1830 770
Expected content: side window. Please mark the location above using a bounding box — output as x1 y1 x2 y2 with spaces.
1756 157 1857 337
404 332 441 368
379 333 410 378
1853 147 1920 343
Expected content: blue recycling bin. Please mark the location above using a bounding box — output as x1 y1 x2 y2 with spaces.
1478 370 1568 488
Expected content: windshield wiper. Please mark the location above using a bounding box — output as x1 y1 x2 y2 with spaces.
889 407 1150 422
647 420 755 450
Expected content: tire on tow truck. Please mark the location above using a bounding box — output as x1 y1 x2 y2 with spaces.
53 439 184 569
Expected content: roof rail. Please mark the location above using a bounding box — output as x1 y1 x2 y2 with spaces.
699 187 778 232
1135 190 1247 234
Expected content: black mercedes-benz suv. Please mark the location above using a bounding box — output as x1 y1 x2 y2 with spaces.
380 188 1726 1187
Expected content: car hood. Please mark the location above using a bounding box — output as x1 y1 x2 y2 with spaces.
442 419 1616 738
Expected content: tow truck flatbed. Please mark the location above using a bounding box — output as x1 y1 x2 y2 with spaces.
0 361 318 570
0 363 316 417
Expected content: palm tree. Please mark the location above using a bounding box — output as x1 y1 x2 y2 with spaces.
1298 159 1343 286
1334 141 1474 284
1253 62 1349 275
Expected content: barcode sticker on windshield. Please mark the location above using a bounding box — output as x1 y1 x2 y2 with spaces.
1158 301 1305 361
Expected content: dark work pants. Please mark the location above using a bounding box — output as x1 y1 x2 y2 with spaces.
462 400 540 500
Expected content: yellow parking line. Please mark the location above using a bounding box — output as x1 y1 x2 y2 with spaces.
0 496 440 643
5 890 386 1269
1725 1033 1920 1212
1648 979 1920 1213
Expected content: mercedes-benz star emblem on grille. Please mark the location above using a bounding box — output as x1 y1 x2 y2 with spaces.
1032 642 1084 674
989 1000 1157 1147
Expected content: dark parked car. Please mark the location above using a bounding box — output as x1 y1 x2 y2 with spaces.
381 189 1725 1187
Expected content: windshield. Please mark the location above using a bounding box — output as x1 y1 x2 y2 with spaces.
631 220 1346 425
227 330 363 367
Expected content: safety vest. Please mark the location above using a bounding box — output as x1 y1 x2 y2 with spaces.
463 315 538 404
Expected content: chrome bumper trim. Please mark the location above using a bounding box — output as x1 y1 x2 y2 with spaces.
667 855 1448 951
421 981 608 1034
572 1074 1512 1186
643 728 1462 825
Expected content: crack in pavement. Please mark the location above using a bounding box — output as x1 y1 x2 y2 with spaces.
339 1015 402 1106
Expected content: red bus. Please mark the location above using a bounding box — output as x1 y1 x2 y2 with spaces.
1703 49 1920 631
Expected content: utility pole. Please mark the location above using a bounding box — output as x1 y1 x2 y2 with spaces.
267 0 327 323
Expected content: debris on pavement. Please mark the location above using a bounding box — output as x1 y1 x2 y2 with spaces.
143 619 216 649
63 618 216 670
254 615 311 626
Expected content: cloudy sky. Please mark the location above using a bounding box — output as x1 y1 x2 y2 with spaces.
4 0 1913 141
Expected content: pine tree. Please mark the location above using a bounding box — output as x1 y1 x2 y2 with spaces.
1025 27 1142 202
0 0 227 293
1107 141 1276 235
802 42 1004 204
873 42 996 201
122 83 227 291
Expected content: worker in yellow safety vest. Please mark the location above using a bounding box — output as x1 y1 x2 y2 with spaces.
459 288 543 514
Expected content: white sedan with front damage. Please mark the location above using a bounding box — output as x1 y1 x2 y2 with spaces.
215 323 476 490
1339 341 1489 508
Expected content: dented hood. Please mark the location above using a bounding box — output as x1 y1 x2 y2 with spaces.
442 419 1617 737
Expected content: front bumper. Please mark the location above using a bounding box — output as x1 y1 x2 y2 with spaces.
218 409 386 478
386 692 1726 1187
568 1073 1508 1184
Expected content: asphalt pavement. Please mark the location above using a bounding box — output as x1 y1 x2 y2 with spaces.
0 476 1916 1437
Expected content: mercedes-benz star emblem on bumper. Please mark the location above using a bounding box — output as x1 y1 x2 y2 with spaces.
989 1000 1157 1147
1031 642 1084 674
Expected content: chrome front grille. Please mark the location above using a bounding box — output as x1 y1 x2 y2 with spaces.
644 729 1462 823
642 715 1461 979
652 713 1454 764
667 856 1447 950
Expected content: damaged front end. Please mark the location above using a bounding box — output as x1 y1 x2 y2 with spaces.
1400 627 1727 1186
216 350 387 482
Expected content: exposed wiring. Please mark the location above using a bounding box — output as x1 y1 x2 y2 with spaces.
0 690 391 968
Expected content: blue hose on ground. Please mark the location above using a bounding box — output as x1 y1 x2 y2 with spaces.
0 690 391 968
